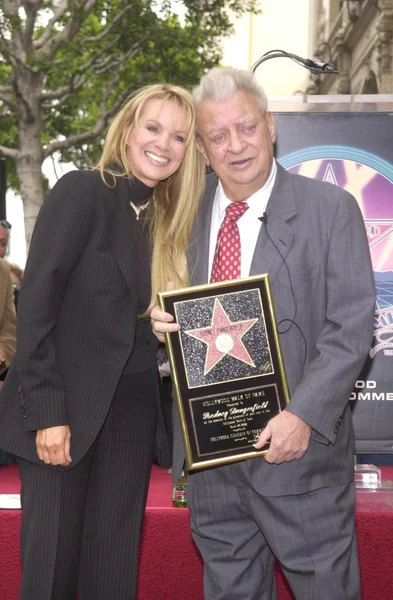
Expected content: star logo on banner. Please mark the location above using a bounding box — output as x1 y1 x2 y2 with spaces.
185 298 258 376
364 220 393 249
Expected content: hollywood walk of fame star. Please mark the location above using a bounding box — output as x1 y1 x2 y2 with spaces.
185 298 258 376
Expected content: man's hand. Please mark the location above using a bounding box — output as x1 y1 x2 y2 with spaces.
151 282 180 343
0 346 6 366
254 411 311 464
36 425 72 467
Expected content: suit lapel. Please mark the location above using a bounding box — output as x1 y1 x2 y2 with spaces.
190 165 297 287
250 163 296 285
188 175 218 286
107 176 139 295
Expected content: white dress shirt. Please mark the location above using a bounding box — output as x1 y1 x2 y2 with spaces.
208 160 277 280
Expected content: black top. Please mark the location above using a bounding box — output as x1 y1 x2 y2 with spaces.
123 177 157 375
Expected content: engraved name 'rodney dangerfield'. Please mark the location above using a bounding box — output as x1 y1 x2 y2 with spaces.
203 402 269 421
197 324 244 336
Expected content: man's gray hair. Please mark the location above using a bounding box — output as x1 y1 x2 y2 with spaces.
192 67 268 113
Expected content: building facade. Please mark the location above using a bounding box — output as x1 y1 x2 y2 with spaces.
306 0 393 94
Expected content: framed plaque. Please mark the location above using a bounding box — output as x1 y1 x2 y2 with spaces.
158 274 290 471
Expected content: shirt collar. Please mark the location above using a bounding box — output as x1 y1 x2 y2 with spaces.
216 159 277 218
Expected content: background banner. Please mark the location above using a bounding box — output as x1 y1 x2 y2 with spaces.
274 107 393 454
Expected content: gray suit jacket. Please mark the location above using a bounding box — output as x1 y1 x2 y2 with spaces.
172 163 375 495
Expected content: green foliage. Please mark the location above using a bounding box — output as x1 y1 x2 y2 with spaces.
0 0 260 189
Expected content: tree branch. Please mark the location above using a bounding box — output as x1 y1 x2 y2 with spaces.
41 73 86 100
45 29 148 91
0 35 12 60
36 0 99 61
0 93 21 115
42 70 143 158
92 33 151 75
0 32 20 70
40 28 150 108
81 148 94 167
3 1 26 63
2 0 22 15
41 92 75 116
0 144 18 159
43 118 107 157
76 35 122 75
50 152 60 181
41 85 84 118
41 85 75 102
43 63 162 160
82 0 98 11
84 5 134 42
33 0 71 50
22 0 40 52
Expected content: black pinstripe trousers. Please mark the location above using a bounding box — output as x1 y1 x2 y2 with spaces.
17 372 158 600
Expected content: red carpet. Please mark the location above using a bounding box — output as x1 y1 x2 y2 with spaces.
0 465 393 599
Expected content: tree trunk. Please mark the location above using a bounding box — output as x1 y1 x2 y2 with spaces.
15 70 45 253
16 154 45 253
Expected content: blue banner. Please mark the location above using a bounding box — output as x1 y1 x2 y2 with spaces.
275 111 393 454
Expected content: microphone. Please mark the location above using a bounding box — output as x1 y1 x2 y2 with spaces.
251 49 338 75
258 212 267 224
304 57 338 74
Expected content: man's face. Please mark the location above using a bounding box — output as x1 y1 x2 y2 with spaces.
196 89 276 201
0 225 9 259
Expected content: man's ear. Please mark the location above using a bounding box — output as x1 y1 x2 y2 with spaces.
266 112 277 144
196 138 209 166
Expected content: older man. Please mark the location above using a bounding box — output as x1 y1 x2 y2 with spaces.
152 68 375 600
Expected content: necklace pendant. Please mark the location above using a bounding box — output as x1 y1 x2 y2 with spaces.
130 199 150 220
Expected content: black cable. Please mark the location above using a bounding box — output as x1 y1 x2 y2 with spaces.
259 213 308 371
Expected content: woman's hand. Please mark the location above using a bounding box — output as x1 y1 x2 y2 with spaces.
36 425 72 467
151 281 180 343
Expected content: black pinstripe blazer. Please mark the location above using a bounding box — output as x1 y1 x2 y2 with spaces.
0 170 170 469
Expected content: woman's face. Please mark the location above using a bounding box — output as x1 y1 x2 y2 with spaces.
127 98 189 187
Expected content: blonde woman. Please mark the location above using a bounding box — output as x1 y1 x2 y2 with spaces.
0 84 205 600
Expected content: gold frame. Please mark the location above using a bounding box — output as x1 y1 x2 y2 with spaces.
158 274 290 471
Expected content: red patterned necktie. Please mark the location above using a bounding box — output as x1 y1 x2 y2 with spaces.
210 201 249 283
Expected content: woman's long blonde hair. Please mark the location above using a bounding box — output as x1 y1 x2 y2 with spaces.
96 84 205 313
